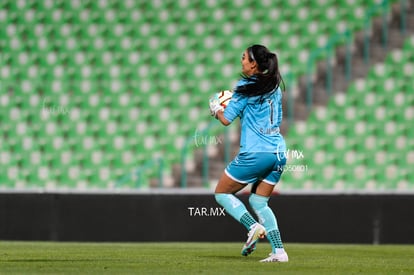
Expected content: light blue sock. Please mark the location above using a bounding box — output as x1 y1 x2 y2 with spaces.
249 193 284 253
215 193 257 230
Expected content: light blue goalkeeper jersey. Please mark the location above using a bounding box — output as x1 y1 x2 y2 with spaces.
223 79 286 154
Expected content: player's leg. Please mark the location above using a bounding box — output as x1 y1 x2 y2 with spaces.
249 154 288 262
250 181 288 262
215 172 259 231
215 154 267 256
215 173 265 256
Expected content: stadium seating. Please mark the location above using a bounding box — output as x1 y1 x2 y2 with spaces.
0 0 404 190
281 35 414 191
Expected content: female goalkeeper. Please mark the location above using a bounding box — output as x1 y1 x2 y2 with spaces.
209 44 288 263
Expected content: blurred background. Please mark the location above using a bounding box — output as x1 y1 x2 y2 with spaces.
0 0 413 193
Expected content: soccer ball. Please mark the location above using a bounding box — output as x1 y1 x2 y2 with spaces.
217 90 233 108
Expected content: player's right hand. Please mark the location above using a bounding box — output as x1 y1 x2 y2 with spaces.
209 95 224 118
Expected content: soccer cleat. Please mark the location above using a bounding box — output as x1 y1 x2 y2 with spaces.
260 251 289 263
241 223 266 256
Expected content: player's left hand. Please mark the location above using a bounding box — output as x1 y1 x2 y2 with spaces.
209 94 223 118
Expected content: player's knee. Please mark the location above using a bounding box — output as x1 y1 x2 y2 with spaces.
249 193 269 211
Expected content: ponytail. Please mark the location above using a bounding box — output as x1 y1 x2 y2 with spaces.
236 45 284 97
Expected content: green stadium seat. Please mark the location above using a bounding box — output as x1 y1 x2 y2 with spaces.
285 32 414 191
0 0 408 190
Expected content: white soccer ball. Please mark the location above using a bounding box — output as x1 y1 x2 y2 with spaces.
217 90 233 108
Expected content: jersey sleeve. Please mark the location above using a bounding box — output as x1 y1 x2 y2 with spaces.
223 91 247 123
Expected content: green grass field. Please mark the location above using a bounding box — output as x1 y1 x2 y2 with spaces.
1 242 413 274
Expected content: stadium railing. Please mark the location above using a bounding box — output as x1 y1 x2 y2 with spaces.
114 157 164 188
305 0 408 109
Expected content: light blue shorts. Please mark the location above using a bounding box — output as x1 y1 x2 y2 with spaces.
225 152 287 185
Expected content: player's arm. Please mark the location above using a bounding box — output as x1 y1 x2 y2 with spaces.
210 105 231 126
215 110 230 126
209 94 231 125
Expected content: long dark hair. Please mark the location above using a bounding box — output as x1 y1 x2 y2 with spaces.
235 44 284 97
